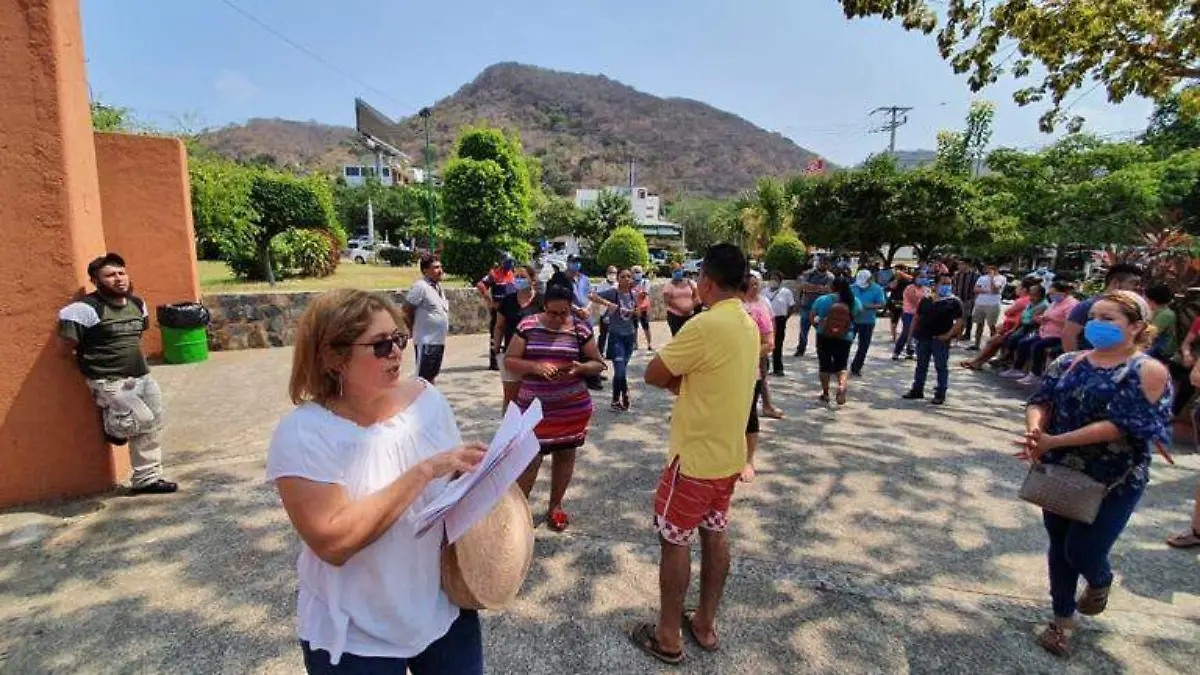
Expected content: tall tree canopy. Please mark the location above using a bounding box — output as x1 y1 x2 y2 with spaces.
839 1 1200 131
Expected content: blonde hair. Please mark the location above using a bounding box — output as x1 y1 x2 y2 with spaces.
1099 290 1157 349
289 289 406 405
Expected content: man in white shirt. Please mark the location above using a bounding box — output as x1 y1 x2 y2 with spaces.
763 271 795 376
404 254 450 382
967 263 1007 351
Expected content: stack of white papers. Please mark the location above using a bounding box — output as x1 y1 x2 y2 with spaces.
415 400 543 543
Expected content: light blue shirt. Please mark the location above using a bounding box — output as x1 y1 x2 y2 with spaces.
851 283 886 325
811 293 864 341
571 273 591 309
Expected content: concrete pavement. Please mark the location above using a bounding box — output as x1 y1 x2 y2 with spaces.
1 322 1198 674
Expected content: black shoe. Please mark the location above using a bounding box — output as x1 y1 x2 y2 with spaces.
586 381 604 391
931 394 946 405
902 390 924 400
850 370 861 377
105 433 129 446
965 345 979 352
771 370 785 377
905 353 915 360
129 479 178 495
794 351 805 358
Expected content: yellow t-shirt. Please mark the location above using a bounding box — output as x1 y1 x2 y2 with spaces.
658 298 759 479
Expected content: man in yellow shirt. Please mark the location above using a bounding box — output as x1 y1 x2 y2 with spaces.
631 243 759 665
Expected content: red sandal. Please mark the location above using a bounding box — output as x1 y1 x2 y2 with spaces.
547 507 570 532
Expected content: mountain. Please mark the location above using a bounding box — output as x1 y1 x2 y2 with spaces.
195 63 828 197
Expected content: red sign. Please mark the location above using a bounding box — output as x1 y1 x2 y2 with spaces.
804 158 826 176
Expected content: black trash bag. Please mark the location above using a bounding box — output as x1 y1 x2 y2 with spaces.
156 302 211 329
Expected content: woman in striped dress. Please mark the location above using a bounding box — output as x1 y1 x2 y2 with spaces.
506 273 607 531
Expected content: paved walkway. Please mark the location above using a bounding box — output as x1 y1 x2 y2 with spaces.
2 322 1198 674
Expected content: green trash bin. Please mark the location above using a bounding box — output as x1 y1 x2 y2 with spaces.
157 303 211 364
160 325 209 364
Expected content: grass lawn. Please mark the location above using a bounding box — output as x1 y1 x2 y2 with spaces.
197 260 469 294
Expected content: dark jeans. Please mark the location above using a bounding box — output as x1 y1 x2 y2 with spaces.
667 312 691 336
414 344 445 383
487 309 499 367
893 312 915 357
1044 484 1144 618
851 322 874 374
607 332 636 401
794 307 814 355
301 610 482 675
1168 360 1195 417
1014 335 1062 375
911 337 949 395
772 315 788 373
960 300 976 340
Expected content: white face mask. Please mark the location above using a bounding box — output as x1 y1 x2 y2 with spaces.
769 281 780 290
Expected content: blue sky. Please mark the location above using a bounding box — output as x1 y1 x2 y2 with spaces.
81 0 1153 166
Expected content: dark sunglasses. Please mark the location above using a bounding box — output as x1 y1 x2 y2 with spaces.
339 332 409 358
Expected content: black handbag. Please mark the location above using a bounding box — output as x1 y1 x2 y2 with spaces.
574 321 604 390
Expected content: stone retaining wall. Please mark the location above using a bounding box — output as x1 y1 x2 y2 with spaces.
203 282 694 351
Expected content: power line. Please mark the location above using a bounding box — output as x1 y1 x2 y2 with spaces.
870 105 914 154
216 0 410 110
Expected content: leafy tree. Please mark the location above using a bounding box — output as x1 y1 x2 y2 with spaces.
839 1 1200 131
935 101 996 176
333 180 430 244
244 172 342 284
888 169 970 262
189 155 258 260
597 226 651 270
579 189 637 244
90 100 133 131
534 196 584 241
667 198 725 254
763 234 808 278
1144 90 1200 158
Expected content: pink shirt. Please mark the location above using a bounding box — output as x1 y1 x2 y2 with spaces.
744 299 772 381
902 284 926 315
663 280 697 316
1039 296 1079 338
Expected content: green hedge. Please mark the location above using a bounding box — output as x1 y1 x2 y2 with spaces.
379 247 414 267
764 234 807 279
597 226 651 270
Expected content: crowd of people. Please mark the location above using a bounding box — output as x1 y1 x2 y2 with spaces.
57 247 1200 671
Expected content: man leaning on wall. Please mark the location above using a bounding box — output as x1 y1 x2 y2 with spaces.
58 253 177 495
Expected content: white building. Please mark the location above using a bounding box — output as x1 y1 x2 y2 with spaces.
575 186 661 224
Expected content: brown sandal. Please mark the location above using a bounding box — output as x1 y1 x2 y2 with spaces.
629 622 683 665
1077 585 1110 616
1036 622 1071 657
683 609 719 652
1166 529 1200 549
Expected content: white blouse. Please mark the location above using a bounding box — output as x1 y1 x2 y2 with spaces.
266 384 461 664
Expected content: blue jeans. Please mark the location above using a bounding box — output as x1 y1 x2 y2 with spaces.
1044 483 1144 618
794 307 815 355
301 610 482 674
851 322 874 374
911 337 949 395
607 332 636 401
893 313 915 357
1014 336 1062 375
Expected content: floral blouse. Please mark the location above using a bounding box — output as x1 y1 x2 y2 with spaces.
1028 352 1173 493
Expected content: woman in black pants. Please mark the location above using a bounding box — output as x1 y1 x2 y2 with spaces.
763 271 795 376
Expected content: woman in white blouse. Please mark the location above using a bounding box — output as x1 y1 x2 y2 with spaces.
267 289 486 674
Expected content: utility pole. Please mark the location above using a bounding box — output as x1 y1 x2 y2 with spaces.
419 107 436 251
870 106 913 155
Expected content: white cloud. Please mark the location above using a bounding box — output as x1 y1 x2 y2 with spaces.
213 70 259 103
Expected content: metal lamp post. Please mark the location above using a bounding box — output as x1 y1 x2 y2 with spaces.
419 107 436 251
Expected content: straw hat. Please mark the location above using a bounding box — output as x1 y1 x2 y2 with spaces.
440 483 534 609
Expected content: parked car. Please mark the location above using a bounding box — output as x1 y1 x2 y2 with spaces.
649 248 669 267
345 242 383 264
682 258 703 276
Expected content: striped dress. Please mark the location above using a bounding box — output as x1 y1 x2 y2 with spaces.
514 315 595 454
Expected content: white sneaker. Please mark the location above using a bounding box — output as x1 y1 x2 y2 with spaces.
1018 374 1041 386
1000 369 1026 379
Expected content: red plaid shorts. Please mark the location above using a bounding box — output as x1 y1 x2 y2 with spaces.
653 457 740 546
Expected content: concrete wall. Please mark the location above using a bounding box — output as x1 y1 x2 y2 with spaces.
95 133 201 357
203 282 684 351
0 0 128 506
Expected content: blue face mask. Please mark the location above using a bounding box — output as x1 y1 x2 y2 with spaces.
1048 293 1064 304
502 260 514 272
633 272 644 282
568 262 582 273
915 278 930 287
1084 319 1126 350
514 277 531 291
937 284 953 297
672 270 684 281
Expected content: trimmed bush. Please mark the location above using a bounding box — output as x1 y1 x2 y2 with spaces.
597 226 651 271
764 234 807 278
378 247 414 267
278 229 338 278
